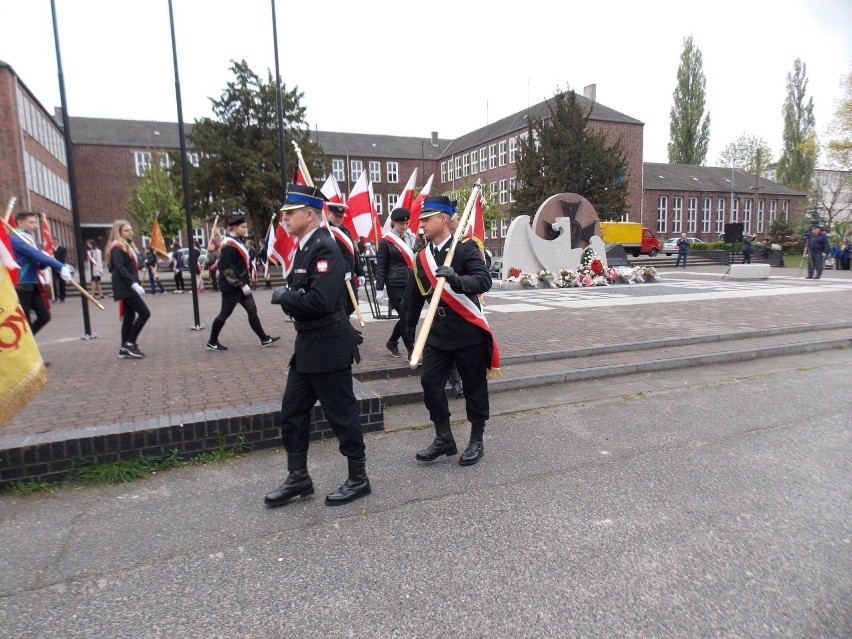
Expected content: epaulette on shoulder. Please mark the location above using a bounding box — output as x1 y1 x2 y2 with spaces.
471 236 484 253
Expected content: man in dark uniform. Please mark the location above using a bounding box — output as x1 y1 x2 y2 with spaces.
404 195 499 467
805 225 830 279
375 207 417 358
205 212 280 351
326 201 364 316
264 184 370 507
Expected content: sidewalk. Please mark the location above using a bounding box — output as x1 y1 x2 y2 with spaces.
2 265 851 484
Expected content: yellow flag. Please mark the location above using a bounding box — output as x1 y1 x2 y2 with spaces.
0 262 46 425
150 217 168 258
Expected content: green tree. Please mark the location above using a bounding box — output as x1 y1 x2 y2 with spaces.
668 35 711 165
125 150 184 242
512 90 629 220
441 183 502 234
826 67 851 169
768 215 796 242
188 60 322 236
717 134 773 173
776 58 817 191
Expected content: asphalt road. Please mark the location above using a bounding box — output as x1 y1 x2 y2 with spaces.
1 350 850 638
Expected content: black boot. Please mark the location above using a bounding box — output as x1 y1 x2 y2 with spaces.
416 420 457 461
459 422 485 466
325 456 371 506
264 453 314 507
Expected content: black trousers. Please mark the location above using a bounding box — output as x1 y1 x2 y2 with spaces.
279 366 365 460
209 291 266 343
421 341 489 426
386 285 413 350
173 270 185 290
17 286 51 335
121 292 150 345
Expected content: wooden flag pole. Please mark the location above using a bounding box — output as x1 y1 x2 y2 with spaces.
3 196 16 223
409 181 481 369
1 216 104 310
292 142 365 327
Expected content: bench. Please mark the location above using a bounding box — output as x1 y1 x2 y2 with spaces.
727 264 770 279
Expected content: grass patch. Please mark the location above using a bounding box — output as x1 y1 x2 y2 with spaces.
6 479 54 496
69 454 168 485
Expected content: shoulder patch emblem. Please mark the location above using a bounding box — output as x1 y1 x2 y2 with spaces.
316 259 329 273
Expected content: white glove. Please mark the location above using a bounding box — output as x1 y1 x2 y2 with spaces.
131 283 145 296
241 284 252 296
375 289 386 303
344 271 352 281
59 265 72 281
357 276 365 287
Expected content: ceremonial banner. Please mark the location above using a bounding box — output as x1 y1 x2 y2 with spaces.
408 173 434 233
149 217 169 258
39 215 55 256
383 169 418 231
347 171 377 242
0 261 46 425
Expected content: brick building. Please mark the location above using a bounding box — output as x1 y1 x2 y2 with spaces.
0 61 75 263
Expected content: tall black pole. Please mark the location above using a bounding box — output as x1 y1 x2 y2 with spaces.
167 0 203 330
50 0 93 339
271 0 287 193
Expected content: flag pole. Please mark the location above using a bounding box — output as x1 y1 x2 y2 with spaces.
292 143 364 327
3 197 15 224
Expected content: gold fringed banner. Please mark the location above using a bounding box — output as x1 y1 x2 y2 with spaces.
486 368 502 380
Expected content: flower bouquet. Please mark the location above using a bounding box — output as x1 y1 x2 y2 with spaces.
519 271 540 287
538 269 557 288
640 265 659 281
557 269 577 288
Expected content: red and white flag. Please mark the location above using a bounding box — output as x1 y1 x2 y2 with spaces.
408 173 434 233
39 215 55 256
0 221 20 285
384 169 418 231
293 163 309 186
347 171 380 244
466 189 486 247
319 174 344 206
270 218 298 276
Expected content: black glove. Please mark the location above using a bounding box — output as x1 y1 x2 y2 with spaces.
435 265 461 291
271 286 288 305
353 328 364 345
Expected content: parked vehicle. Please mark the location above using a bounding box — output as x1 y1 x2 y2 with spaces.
599 222 661 257
161 247 208 270
489 259 503 279
662 237 702 256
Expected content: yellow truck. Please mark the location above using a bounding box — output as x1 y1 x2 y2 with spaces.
599 222 661 257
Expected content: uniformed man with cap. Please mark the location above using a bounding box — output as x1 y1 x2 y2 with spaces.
325 201 364 316
206 212 280 352
404 195 497 466
375 207 417 358
265 184 371 507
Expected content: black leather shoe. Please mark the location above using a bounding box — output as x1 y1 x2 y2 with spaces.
459 440 484 466
264 471 314 507
325 476 371 505
416 436 458 462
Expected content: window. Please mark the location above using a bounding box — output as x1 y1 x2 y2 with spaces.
672 197 683 233
187 152 200 167
134 151 151 176
499 179 507 204
388 194 399 211
757 199 765 233
500 218 508 238
743 199 752 232
470 151 479 175
498 140 507 166
374 194 382 216
454 156 461 180
702 198 711 233
716 199 725 234
462 154 469 177
479 148 487 173
489 220 497 239
369 161 381 183
489 182 497 202
509 137 517 163
488 144 496 169
386 162 398 183
332 159 345 182
159 154 171 170
687 197 697 233
730 198 738 222
656 196 668 233
509 177 516 203
769 200 777 226
441 161 447 183
350 160 363 182
781 200 789 220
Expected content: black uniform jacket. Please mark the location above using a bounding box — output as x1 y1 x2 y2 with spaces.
404 237 492 351
327 225 363 278
110 243 141 300
217 236 251 295
277 229 360 374
375 235 411 290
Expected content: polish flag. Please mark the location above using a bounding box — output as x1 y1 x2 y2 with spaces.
466 190 486 246
270 218 298 276
0 221 20 285
319 174 344 206
383 169 418 231
293 163 309 186
408 173 434 233
40 215 55 256
347 171 380 243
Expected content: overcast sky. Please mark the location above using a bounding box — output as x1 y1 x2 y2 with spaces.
2 0 850 166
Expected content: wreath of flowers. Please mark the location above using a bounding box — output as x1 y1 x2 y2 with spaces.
502 249 658 289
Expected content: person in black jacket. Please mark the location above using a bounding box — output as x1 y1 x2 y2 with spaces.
206 213 280 351
805 226 830 279
265 184 370 507
404 196 498 467
326 201 364 316
375 207 417 358
52 244 67 302
144 247 166 294
105 219 150 359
